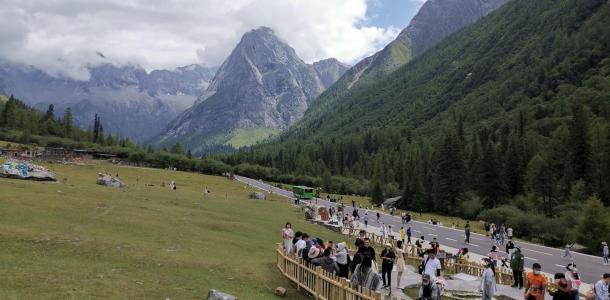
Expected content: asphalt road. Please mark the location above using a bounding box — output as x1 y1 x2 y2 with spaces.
235 175 608 283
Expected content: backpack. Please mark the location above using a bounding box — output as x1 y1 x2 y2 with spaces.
418 257 431 275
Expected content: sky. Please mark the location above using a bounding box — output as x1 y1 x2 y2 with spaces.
0 0 425 80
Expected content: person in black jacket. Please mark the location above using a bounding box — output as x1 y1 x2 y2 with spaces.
357 237 376 262
380 243 396 289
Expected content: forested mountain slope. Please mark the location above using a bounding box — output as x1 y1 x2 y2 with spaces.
226 0 610 247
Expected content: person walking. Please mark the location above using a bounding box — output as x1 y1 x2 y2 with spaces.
363 212 369 227
507 226 513 240
376 212 381 223
421 249 442 280
524 263 547 300
510 246 525 289
465 221 471 244
380 243 396 289
563 242 574 261
564 264 581 300
602 242 609 265
282 222 294 254
399 227 406 243
506 240 515 257
395 240 406 289
406 227 412 244
593 273 610 300
480 258 497 300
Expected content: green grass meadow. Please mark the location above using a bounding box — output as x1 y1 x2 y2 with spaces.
0 160 346 299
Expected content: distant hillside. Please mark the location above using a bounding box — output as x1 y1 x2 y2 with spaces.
228 0 610 220
0 62 216 142
307 0 508 114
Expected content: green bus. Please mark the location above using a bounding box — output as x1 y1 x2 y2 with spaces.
293 186 314 200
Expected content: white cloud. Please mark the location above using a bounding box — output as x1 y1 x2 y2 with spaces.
0 0 400 80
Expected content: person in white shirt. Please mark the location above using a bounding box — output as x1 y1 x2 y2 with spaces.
295 233 309 257
507 227 513 240
422 250 442 280
480 258 497 300
594 273 609 300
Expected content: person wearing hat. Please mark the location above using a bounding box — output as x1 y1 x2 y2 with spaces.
564 264 581 300
307 245 321 261
603 242 609 265
524 263 547 300
418 274 441 300
510 246 525 289
480 257 497 300
380 242 396 289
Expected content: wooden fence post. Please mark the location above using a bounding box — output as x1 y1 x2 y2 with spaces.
315 266 322 299
374 290 382 300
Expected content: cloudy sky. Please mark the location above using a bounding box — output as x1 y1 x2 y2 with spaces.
0 0 425 80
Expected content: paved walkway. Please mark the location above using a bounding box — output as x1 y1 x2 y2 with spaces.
237 176 595 299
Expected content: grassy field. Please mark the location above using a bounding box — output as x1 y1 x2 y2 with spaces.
0 160 347 299
225 128 280 148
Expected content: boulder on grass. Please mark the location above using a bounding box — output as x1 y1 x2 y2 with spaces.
96 173 126 188
207 289 237 300
274 286 286 297
249 192 266 200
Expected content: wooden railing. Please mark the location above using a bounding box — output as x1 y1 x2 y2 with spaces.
276 244 384 300
340 227 514 284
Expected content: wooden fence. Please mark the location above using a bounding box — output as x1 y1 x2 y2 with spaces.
340 227 515 284
276 244 387 300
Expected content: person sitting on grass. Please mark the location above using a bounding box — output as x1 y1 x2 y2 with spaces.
350 255 381 292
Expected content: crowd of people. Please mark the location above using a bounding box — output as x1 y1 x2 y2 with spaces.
281 214 610 300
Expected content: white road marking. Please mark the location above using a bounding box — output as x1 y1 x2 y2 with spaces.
422 226 437 231
472 237 483 241
414 230 422 233
555 264 566 268
525 257 538 261
521 248 553 256
446 238 457 242
469 243 480 247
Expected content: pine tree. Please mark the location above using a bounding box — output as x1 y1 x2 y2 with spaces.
92 113 100 142
480 141 505 208
568 102 592 184
504 132 525 197
527 153 556 216
575 195 610 252
63 108 73 136
44 104 55 121
186 149 193 159
435 132 465 213
98 124 105 145
171 143 183 154
370 181 385 205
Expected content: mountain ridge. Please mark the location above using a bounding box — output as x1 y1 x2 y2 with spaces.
155 27 349 153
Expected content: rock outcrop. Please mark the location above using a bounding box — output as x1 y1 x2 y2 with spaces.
96 173 126 188
155 27 348 153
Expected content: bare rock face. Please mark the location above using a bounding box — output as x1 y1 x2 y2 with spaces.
155 27 348 153
206 289 237 300
96 173 126 188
